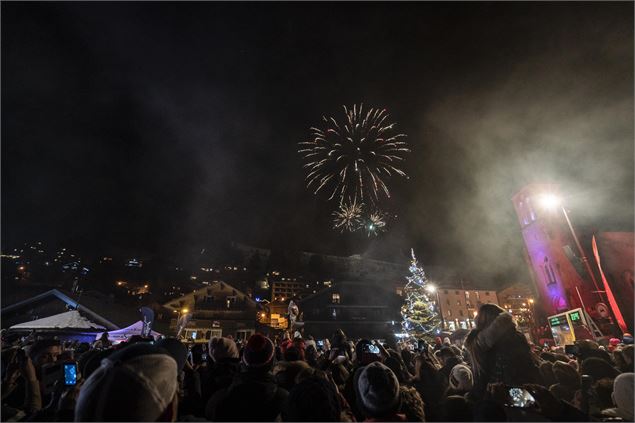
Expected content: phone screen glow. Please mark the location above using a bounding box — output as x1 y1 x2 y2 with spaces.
64 364 77 385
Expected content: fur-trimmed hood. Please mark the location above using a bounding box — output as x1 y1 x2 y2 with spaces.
466 312 516 352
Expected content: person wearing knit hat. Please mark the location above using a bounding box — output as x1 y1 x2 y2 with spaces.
242 333 275 368
552 361 580 387
75 343 178 421
304 335 317 352
608 338 621 352
208 336 239 362
282 376 343 421
549 361 581 402
354 361 405 421
274 359 310 391
602 372 634 421
206 333 288 421
201 337 241 403
448 364 473 395
156 337 188 371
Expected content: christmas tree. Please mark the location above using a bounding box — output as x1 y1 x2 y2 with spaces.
401 249 441 339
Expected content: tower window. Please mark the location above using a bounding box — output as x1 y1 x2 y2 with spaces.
527 197 536 221
544 257 557 285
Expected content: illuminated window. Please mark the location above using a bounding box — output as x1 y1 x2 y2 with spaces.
457 300 461 306
332 293 340 304
447 310 452 317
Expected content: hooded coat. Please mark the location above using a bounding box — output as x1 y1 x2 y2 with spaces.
465 312 541 399
205 369 288 421
202 357 241 400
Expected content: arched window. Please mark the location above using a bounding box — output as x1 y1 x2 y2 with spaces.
544 257 557 285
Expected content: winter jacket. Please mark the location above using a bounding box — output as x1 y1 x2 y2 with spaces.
465 312 541 400
202 357 241 400
272 360 309 391
205 368 288 422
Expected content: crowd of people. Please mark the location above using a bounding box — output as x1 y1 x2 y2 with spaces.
2 303 633 422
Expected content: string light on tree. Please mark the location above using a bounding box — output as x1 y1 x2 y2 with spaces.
401 249 441 339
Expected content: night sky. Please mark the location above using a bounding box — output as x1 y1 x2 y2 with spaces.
2 3 633 283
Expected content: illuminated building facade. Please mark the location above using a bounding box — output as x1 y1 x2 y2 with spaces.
497 283 536 333
435 288 499 331
163 281 257 342
512 184 598 318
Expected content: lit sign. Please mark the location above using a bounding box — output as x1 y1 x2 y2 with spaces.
568 311 580 321
550 315 568 326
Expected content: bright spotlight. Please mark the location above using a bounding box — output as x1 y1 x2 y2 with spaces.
538 194 561 211
425 284 437 293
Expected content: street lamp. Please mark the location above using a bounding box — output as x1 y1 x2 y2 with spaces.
175 308 190 338
537 194 604 303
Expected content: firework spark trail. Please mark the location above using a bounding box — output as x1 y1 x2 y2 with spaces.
299 104 410 205
332 200 364 232
365 211 387 237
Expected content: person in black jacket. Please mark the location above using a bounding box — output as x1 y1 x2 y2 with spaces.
464 303 541 400
205 334 288 422
202 337 241 401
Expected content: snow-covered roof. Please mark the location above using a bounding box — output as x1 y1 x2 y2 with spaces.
94 320 162 341
9 310 106 331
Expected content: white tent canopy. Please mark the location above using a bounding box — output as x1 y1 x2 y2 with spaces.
10 310 106 331
95 320 162 343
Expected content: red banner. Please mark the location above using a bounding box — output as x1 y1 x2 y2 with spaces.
592 233 633 333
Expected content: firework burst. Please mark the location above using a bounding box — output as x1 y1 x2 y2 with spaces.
365 211 387 237
298 104 410 205
332 200 363 233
